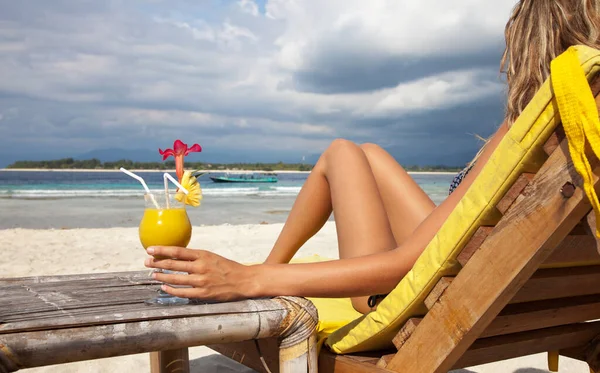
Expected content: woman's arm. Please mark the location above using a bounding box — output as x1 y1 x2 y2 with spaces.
146 121 509 301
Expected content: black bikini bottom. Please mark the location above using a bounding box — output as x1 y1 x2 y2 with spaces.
367 294 387 308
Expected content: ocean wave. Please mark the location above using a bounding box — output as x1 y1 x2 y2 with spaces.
0 186 303 199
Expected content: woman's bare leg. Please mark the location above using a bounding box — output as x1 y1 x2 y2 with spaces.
265 139 395 265
264 152 334 264
360 143 435 245
266 140 435 264
265 139 434 312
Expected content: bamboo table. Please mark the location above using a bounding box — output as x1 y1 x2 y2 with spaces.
0 271 318 373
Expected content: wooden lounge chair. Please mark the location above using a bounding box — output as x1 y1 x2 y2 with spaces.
211 47 600 372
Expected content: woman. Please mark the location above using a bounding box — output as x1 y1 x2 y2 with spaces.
145 0 600 314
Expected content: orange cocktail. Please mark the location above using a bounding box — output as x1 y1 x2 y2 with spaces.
139 192 192 250
140 192 192 306
139 207 191 250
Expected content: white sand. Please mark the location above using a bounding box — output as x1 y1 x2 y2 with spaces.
0 223 589 373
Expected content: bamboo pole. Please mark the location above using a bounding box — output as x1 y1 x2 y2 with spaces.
276 296 319 373
280 331 317 373
0 296 320 373
0 304 288 371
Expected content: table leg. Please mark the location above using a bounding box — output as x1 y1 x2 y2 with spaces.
279 330 317 373
150 349 190 373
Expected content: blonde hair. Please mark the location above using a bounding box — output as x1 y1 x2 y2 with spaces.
501 0 600 125
468 0 600 168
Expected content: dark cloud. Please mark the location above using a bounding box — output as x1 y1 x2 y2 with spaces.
289 42 505 94
0 0 517 168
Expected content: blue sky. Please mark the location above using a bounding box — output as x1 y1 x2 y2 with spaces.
0 0 518 167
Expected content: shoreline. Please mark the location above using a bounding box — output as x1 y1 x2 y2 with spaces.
1 168 457 175
0 168 310 174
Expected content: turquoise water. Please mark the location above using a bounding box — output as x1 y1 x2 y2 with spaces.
0 171 455 228
0 171 454 202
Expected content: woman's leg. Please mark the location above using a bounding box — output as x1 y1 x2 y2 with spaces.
265 139 434 312
264 150 335 264
360 143 435 245
265 139 395 265
265 140 435 264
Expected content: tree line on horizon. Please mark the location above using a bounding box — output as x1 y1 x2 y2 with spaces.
6 158 462 172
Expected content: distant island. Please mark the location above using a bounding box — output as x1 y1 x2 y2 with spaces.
4 158 462 173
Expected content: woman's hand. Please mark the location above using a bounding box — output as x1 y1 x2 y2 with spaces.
144 246 260 302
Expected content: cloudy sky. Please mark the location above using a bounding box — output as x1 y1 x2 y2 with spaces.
0 0 519 167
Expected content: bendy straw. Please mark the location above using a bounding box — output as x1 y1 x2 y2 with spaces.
120 167 151 193
164 172 189 195
119 167 160 208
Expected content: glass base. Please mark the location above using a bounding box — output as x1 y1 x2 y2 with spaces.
145 289 189 306
146 269 189 306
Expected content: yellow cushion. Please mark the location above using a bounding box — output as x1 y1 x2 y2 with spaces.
308 46 600 354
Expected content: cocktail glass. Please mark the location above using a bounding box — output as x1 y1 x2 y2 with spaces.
140 192 192 306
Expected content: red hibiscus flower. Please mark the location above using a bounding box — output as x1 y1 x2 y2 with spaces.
159 140 202 181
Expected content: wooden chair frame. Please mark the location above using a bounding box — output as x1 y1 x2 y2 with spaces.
212 78 600 373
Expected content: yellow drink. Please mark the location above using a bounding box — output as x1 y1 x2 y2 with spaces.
139 207 192 250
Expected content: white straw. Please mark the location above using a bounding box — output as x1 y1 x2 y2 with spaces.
120 167 151 194
163 174 170 209
120 167 160 209
164 173 189 195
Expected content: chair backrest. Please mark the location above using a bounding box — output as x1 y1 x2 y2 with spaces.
325 45 600 357
378 49 600 373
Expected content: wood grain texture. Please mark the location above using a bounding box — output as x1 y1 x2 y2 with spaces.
150 349 190 373
513 265 600 303
453 322 600 369
391 318 421 350
543 127 566 156
386 139 600 373
424 277 453 310
318 350 390 373
543 235 600 266
209 339 280 373
482 295 600 338
393 294 600 342
0 271 318 371
496 173 535 215
457 226 494 267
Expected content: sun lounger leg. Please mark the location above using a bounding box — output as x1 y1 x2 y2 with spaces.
548 350 559 372
279 330 317 373
149 348 190 373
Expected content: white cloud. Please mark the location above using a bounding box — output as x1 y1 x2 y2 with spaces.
268 0 517 71
368 69 504 116
238 0 260 17
0 0 517 163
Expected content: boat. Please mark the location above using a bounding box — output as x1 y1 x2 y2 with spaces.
209 172 278 183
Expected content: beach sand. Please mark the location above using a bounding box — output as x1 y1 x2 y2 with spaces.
0 223 589 373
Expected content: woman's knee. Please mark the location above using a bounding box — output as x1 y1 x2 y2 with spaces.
360 142 404 171
328 138 359 154
322 138 361 163
359 142 384 158
313 139 355 173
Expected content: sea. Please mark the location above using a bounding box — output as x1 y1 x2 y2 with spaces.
0 171 455 229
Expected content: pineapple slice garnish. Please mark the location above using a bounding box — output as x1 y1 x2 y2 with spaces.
175 171 202 207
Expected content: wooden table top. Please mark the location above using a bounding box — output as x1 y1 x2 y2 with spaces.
0 270 292 372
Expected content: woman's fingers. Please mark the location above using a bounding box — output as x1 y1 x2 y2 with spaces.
145 257 194 272
161 285 205 299
152 272 193 285
147 246 201 261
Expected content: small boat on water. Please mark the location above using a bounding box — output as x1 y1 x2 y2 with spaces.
209 172 278 183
